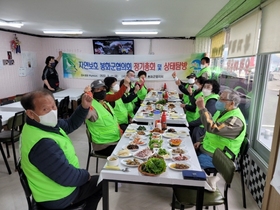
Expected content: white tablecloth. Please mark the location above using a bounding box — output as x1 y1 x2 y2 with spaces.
0 102 24 112
53 88 84 101
0 111 17 125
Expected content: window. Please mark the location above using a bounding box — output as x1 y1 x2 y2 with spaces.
257 53 280 151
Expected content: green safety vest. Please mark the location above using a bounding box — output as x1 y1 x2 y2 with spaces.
130 83 138 104
123 92 135 118
202 108 246 156
137 84 148 100
199 94 220 128
185 91 203 122
182 83 194 104
86 99 120 144
197 66 212 79
107 91 128 124
21 124 79 202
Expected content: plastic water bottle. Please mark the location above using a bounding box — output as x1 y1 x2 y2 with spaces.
153 110 161 128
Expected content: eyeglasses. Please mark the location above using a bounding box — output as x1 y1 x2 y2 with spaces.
219 97 233 102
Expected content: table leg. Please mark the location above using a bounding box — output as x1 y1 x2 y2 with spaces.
102 180 109 210
196 187 204 210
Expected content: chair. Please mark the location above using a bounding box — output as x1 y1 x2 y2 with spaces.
172 147 236 210
204 139 249 208
58 96 70 119
85 126 119 192
0 98 15 106
17 161 86 210
85 127 108 173
0 111 25 172
0 116 12 174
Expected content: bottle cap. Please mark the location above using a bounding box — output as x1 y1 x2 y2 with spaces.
153 110 161 114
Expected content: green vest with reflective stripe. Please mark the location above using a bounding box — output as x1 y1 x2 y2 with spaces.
130 83 138 104
186 91 203 122
123 92 135 118
108 92 128 124
86 99 120 144
197 66 211 79
20 125 79 202
202 108 246 156
137 84 148 100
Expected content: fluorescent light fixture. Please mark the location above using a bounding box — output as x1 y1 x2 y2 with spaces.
0 21 24 28
43 30 83 34
115 31 158 35
122 20 161 25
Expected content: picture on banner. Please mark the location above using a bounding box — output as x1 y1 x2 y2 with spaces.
62 53 204 81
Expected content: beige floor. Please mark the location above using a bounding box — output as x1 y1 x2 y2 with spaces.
0 124 260 210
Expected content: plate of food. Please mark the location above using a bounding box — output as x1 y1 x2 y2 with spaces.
167 103 176 109
150 127 164 134
136 130 149 136
172 154 191 161
133 148 153 159
171 147 186 155
149 139 163 149
168 162 191 171
125 128 136 133
168 139 183 147
124 132 134 138
121 158 143 167
122 144 139 151
162 132 179 139
115 149 132 158
166 128 177 133
157 148 171 159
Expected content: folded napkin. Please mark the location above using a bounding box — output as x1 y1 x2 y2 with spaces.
205 175 220 192
104 165 121 170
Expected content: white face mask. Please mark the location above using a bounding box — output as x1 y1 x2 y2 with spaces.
188 78 195 84
130 77 136 82
112 84 120 92
34 110 58 127
201 64 205 69
202 88 212 97
193 84 199 90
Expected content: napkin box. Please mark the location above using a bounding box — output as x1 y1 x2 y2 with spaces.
182 170 206 181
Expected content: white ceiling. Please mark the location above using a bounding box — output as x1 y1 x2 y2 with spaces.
0 0 229 38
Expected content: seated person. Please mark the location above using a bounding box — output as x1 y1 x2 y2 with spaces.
194 89 246 169
86 79 121 156
119 79 140 119
104 77 130 131
188 79 220 139
172 71 196 104
20 89 102 210
83 76 131 102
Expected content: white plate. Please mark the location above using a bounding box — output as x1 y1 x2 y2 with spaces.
122 145 139 152
133 148 153 159
126 128 136 133
121 158 143 167
115 150 132 158
172 154 191 162
129 140 147 146
124 133 133 138
170 148 186 155
168 162 191 171
129 134 147 140
162 133 179 139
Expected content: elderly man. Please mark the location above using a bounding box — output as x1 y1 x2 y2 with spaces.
20 89 102 210
194 89 246 169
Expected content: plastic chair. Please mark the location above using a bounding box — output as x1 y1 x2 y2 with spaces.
204 139 249 208
172 147 236 210
0 111 25 172
17 161 86 210
0 116 12 174
85 127 108 173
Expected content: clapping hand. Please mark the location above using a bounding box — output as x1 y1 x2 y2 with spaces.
134 84 140 93
175 79 181 86
195 97 205 110
172 71 176 78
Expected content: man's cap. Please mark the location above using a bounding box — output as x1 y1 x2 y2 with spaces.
186 73 196 79
90 79 107 89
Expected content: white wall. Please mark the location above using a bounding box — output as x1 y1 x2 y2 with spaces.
0 31 194 98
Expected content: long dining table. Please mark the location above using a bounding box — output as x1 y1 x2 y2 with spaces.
99 124 206 210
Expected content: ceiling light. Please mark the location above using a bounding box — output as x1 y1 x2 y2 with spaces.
0 21 24 28
115 31 158 35
43 30 83 34
122 20 161 25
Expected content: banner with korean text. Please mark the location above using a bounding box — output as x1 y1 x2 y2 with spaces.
62 53 204 80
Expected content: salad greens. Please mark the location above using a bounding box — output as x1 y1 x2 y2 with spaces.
142 157 166 174
158 148 168 155
137 126 146 131
149 139 163 149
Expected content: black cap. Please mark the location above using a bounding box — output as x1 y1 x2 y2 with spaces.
186 73 196 79
90 79 107 89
